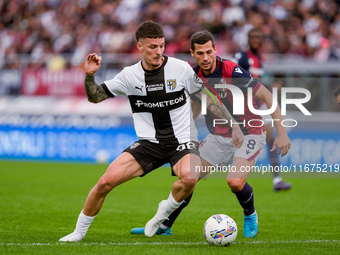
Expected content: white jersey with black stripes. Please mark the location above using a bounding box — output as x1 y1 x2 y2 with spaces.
103 56 201 144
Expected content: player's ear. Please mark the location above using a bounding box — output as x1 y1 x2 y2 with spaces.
137 42 143 52
190 49 194 57
214 46 217 53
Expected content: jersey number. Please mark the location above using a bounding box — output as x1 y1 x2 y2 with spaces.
247 139 256 150
177 142 196 152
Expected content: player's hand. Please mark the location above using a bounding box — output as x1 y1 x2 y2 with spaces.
271 133 291 156
231 125 244 148
84 53 102 76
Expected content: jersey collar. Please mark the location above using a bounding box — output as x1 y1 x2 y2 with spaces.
199 56 221 78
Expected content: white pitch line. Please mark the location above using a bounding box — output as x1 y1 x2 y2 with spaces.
1 242 204 246
237 240 340 244
0 240 339 246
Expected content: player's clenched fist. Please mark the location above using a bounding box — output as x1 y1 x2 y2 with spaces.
85 53 102 76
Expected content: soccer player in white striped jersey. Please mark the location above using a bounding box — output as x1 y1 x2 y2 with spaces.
59 21 243 242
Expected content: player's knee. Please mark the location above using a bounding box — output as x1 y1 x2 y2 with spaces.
181 175 198 190
226 178 244 192
96 177 116 194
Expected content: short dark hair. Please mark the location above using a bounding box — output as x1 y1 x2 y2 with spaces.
190 30 215 51
135 20 164 42
248 28 263 38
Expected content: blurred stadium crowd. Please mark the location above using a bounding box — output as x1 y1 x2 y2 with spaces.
1 0 340 69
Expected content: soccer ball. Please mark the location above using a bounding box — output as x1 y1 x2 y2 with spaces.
203 214 238 246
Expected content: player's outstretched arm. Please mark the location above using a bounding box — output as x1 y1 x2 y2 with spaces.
191 100 201 120
84 53 110 103
209 101 244 148
193 91 244 148
255 85 291 156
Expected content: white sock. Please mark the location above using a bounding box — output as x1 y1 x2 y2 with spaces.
165 192 183 214
75 210 95 237
273 176 282 185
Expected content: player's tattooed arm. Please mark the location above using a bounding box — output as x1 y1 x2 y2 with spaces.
194 91 244 147
194 90 236 123
84 74 110 103
208 102 244 148
191 100 201 120
84 53 109 103
207 103 234 124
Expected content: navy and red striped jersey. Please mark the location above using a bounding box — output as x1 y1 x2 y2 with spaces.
193 56 265 137
234 49 264 78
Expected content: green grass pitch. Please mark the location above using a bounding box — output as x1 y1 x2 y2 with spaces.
0 161 339 254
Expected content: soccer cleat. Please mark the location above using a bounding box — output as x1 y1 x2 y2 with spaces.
243 212 258 238
130 227 172 236
273 180 292 191
130 227 145 235
144 200 169 237
59 231 83 242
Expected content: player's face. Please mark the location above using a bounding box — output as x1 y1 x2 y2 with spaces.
137 37 165 70
190 41 217 75
248 31 262 50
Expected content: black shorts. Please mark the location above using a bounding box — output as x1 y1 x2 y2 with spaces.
123 140 200 177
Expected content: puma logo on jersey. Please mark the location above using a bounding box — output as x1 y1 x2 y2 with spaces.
135 85 143 92
234 67 243 74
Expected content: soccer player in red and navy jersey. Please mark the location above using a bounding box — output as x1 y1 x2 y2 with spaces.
192 55 265 138
131 30 291 238
234 28 292 191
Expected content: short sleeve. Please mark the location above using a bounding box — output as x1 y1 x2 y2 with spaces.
103 69 129 97
186 64 203 95
231 65 260 92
